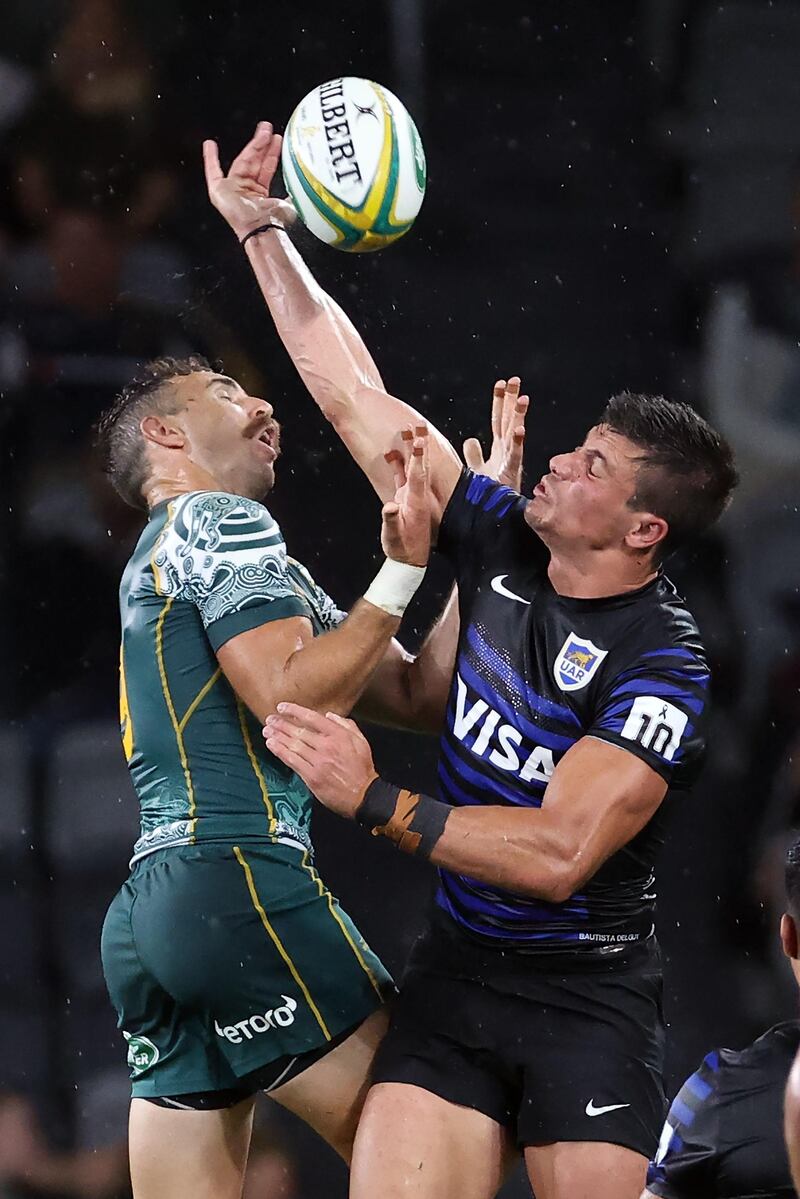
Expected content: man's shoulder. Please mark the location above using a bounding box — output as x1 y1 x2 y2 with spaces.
149 492 290 602
622 574 707 667
722 1021 800 1077
170 491 281 549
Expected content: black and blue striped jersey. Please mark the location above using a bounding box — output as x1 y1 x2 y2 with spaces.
434 470 710 956
647 1022 800 1197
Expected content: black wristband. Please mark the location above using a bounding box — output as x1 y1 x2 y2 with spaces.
356 777 451 861
240 223 286 247
356 777 399 831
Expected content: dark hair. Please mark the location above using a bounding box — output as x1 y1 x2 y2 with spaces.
600 392 738 560
786 836 800 918
94 355 213 509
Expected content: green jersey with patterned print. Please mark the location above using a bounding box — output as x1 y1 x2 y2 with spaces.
118 490 347 862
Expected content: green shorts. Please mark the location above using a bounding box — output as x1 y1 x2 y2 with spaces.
101 841 393 1099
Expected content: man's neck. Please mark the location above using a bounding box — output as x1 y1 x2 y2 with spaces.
145 465 226 510
546 549 658 600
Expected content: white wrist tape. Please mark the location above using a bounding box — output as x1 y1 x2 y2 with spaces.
363 559 426 618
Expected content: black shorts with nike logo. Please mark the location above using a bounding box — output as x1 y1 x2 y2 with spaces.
372 908 666 1157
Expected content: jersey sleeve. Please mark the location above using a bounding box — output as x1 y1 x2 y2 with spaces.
646 1052 721 1198
286 557 348 631
153 492 311 651
588 645 710 786
437 469 543 585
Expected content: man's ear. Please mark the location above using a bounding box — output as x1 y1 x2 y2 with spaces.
140 413 185 450
625 512 669 555
782 912 799 961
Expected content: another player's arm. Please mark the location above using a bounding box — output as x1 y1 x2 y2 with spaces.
263 718 667 903
352 588 460 733
203 122 462 513
352 385 529 732
217 431 431 721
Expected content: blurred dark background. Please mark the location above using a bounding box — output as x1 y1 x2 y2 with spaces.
1 0 799 1194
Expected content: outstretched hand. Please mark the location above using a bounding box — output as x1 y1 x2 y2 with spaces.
203 120 296 241
463 376 529 492
381 425 431 567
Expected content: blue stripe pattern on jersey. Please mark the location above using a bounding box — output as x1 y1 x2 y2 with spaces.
455 652 578 754
436 886 585 939
437 616 594 943
467 625 581 728
439 738 544 808
646 1047 722 1188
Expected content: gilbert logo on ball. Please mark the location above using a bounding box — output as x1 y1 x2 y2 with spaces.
281 77 426 252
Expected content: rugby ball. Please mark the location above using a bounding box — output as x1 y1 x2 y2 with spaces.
281 77 426 252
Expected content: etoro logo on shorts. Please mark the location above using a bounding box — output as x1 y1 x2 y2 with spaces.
123 1031 160 1076
215 995 298 1045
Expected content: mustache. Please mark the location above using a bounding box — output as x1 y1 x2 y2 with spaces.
246 416 282 453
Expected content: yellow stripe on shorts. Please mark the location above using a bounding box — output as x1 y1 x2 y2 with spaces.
299 851 384 999
233 846 331 1041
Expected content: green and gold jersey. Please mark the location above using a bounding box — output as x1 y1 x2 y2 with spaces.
119 491 347 862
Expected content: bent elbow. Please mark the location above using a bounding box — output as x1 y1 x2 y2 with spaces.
529 856 584 905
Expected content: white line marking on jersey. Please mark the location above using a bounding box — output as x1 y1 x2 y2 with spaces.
490 575 531 605
585 1099 631 1117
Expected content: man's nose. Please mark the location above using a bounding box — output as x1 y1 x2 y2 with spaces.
549 451 576 480
246 395 273 421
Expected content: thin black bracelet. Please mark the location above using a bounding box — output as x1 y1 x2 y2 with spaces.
240 223 286 247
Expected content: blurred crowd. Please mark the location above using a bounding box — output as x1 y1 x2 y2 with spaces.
0 1 799 1196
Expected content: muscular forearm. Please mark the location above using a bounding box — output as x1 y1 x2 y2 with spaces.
356 585 460 732
244 230 461 505
357 782 573 902
281 600 402 715
403 585 460 729
221 599 403 722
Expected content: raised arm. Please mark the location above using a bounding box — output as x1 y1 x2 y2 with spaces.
217 431 431 721
203 121 462 516
354 379 530 732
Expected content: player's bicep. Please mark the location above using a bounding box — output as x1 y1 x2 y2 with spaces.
544 738 667 890
354 638 448 732
216 616 315 722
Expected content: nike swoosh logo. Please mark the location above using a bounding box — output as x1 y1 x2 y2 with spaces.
490 575 531 605
585 1100 631 1117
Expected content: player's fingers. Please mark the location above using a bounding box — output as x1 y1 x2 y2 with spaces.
404 435 428 499
257 132 283 190
491 381 505 442
229 121 274 178
501 377 521 438
265 719 324 755
462 437 485 471
202 139 224 187
325 711 361 736
385 451 407 494
263 732 314 776
511 395 529 439
273 701 331 733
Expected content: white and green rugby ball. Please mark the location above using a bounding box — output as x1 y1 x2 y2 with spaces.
281 77 426 252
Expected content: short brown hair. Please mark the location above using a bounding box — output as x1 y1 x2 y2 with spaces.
95 355 212 508
601 392 738 560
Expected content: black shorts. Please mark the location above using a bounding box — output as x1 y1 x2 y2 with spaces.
372 910 666 1158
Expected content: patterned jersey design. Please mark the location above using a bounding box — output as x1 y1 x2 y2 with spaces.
434 471 710 955
119 491 345 857
647 1022 799 1197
